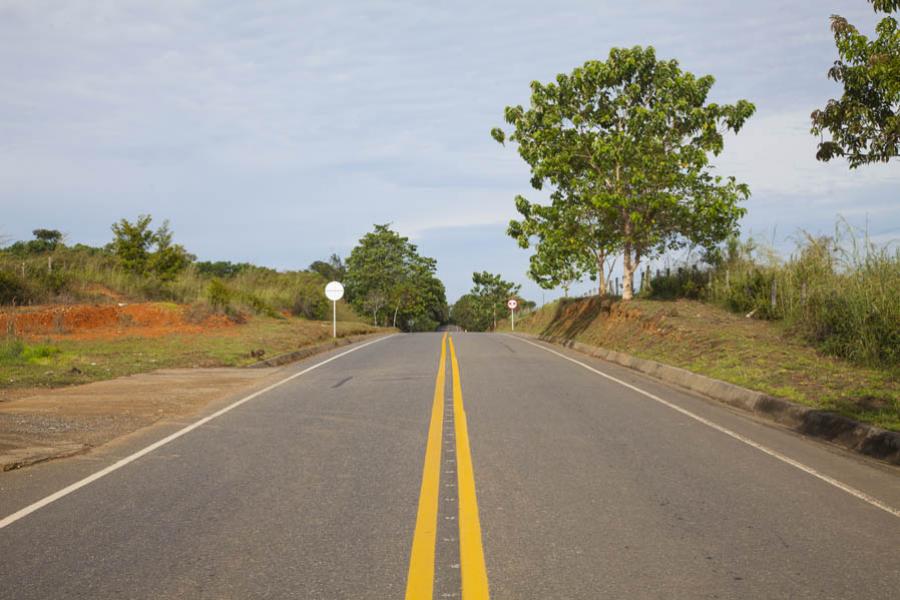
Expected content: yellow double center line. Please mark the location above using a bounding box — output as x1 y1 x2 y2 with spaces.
405 334 489 600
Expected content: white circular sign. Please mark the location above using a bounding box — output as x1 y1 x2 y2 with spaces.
325 281 345 301
507 299 518 310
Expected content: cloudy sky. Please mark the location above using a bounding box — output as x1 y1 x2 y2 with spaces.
1 0 897 302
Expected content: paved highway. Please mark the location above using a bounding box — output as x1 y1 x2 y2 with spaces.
1 333 898 599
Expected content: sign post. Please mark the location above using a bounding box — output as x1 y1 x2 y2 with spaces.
325 281 345 338
507 298 518 331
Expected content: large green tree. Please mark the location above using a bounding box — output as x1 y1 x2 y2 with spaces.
811 0 900 167
493 46 754 299
345 224 447 331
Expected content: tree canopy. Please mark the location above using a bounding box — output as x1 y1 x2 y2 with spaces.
450 271 522 331
110 215 192 280
493 46 754 299
811 0 900 167
344 224 447 331
309 254 346 282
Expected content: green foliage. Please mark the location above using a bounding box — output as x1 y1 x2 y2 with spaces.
643 267 708 300
0 270 32 304
345 224 447 331
110 215 156 274
0 227 366 324
195 261 252 278
495 46 755 299
811 1 900 167
0 338 61 365
206 278 232 311
5 229 64 256
308 254 346 282
148 221 192 281
110 215 192 280
450 272 522 331
644 225 900 367
292 282 329 320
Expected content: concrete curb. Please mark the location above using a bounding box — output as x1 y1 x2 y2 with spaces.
248 332 392 368
513 332 900 466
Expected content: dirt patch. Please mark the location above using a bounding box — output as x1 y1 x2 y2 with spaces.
0 367 277 471
0 303 236 341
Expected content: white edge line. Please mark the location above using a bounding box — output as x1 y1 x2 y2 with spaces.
0 334 396 530
506 334 900 520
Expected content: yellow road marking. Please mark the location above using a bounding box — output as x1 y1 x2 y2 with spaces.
449 336 490 599
405 333 447 600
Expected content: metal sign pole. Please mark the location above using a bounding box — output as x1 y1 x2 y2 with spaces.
511 307 515 331
324 281 345 340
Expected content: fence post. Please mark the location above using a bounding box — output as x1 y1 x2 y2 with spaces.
770 278 777 311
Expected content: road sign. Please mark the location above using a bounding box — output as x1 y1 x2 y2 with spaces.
325 281 344 301
325 281 344 338
508 299 518 331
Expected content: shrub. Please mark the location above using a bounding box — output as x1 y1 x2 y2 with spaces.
206 279 232 311
0 271 32 305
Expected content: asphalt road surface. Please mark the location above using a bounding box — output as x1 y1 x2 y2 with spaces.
1 333 898 599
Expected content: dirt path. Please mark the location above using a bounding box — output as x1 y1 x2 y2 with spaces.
0 367 278 471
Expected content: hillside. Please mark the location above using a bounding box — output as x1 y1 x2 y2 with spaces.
505 297 899 431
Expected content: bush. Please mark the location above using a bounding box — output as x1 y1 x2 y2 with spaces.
643 267 708 300
291 283 329 320
0 271 32 305
206 279 232 311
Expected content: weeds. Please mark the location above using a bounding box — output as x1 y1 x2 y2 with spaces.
643 222 900 368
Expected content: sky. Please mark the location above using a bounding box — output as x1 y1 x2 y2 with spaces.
1 0 898 303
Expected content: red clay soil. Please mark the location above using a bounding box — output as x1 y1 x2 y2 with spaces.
0 303 236 341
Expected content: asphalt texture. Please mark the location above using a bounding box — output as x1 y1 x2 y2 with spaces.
1 332 898 599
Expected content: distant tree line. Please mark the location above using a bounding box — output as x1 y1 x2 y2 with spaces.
450 272 532 332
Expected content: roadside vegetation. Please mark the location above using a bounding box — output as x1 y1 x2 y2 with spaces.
641 225 899 368
487 4 898 430
450 272 533 332
344 224 448 331
1 219 450 393
0 307 379 395
506 297 899 431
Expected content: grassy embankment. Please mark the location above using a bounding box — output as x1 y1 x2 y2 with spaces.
0 306 381 395
504 297 899 431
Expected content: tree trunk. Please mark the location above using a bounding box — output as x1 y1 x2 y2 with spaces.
392 302 401 328
596 251 607 298
622 243 638 301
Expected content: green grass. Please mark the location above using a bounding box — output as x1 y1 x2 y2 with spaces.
508 297 900 431
0 317 382 393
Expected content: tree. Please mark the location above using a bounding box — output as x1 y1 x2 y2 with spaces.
508 190 616 297
111 215 156 274
309 254 346 282
148 221 192 281
811 0 900 167
492 46 754 299
31 229 63 251
345 224 447 331
111 215 191 279
470 271 521 330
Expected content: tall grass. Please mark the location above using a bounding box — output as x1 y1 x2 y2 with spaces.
0 247 334 321
644 223 899 368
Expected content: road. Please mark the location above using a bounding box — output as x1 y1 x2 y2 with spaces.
1 333 898 599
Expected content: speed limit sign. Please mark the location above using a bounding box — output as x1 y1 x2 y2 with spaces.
507 299 518 310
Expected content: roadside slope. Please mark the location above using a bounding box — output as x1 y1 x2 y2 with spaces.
505 297 899 431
